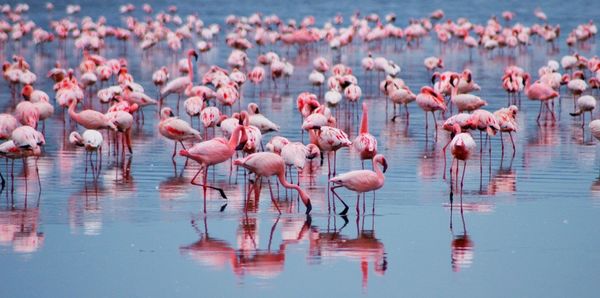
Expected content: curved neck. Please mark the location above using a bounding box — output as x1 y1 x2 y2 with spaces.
373 160 384 180
68 100 78 119
188 54 194 83
229 126 244 149
277 171 309 207
524 76 531 91
359 106 368 134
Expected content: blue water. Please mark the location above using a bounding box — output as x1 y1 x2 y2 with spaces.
0 1 599 297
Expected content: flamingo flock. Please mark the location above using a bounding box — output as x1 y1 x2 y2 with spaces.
0 2 596 221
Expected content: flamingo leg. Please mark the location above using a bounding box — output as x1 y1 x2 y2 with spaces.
509 132 516 157
461 160 467 192
267 179 281 214
330 185 349 215
442 139 451 179
190 166 228 200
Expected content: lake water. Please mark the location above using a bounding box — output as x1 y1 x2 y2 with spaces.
0 1 599 297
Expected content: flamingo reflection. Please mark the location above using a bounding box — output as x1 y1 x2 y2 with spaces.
309 216 387 289
181 215 312 279
448 193 474 272
0 204 44 253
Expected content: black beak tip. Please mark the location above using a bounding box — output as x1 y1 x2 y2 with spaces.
305 201 312 214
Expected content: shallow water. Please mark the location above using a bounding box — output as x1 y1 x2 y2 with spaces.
1 1 600 297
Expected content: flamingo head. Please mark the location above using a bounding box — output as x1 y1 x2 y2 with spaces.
374 154 388 173
160 107 175 119
187 49 198 61
431 72 440 85
449 73 460 88
508 105 519 117
247 102 259 114
462 69 472 82
305 144 320 159
21 84 33 100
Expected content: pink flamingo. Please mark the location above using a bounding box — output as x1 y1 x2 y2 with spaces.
158 107 202 159
15 100 39 129
180 125 245 212
494 105 518 157
200 106 221 139
233 152 313 214
449 124 476 194
309 126 351 176
329 154 387 215
0 114 19 140
160 49 198 108
449 74 487 112
69 130 103 180
416 86 446 138
353 103 378 168
442 113 473 179
67 98 117 131
281 142 320 184
523 73 559 122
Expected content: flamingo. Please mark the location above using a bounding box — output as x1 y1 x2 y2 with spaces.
158 107 202 159
200 106 221 138
570 95 596 126
14 100 39 129
448 124 476 193
233 152 313 214
309 126 351 176
390 86 416 121
424 56 444 71
69 130 103 179
354 103 377 168
152 67 169 95
105 110 134 155
67 98 117 131
416 86 446 138
160 49 198 108
266 136 290 155
281 142 320 183
180 125 245 212
329 154 387 215
523 73 559 122
247 103 279 134
449 74 487 112
0 114 19 140
22 85 53 130
494 105 518 156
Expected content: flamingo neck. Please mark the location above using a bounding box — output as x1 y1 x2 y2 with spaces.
229 126 244 150
524 76 531 92
374 160 385 180
188 54 194 83
359 106 369 134
451 81 458 100
68 100 78 119
277 171 310 207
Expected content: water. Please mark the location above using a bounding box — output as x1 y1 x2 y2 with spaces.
0 1 599 297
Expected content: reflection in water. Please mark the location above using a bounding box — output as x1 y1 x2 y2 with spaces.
181 215 293 279
308 216 386 289
181 215 386 288
68 184 103 236
449 194 474 272
487 156 517 195
0 205 44 254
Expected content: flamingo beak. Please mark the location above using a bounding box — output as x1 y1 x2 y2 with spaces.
169 111 175 117
382 158 388 173
192 51 199 61
305 200 312 214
